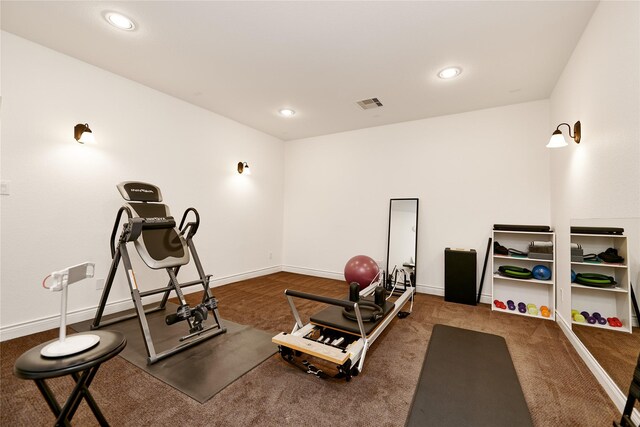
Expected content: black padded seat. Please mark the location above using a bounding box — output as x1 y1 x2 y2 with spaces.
310 296 395 336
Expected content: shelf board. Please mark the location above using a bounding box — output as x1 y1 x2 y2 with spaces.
571 261 627 268
494 254 554 263
492 306 555 321
571 283 628 293
572 320 630 333
493 274 553 285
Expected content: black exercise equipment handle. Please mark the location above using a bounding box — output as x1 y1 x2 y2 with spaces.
127 218 144 242
179 207 200 238
141 216 176 230
110 206 133 258
285 289 357 310
165 313 181 325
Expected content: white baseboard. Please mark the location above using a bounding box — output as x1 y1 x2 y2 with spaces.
414 283 492 304
0 265 282 342
208 265 282 288
0 298 137 342
282 265 343 281
415 283 441 296
282 265 492 304
557 312 640 425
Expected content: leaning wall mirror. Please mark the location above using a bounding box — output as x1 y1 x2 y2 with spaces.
386 198 419 289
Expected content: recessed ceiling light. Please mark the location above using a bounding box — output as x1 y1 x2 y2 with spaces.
279 108 296 117
437 67 462 79
105 12 136 31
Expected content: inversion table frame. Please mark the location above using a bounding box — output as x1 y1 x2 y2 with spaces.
91 182 226 364
272 280 414 380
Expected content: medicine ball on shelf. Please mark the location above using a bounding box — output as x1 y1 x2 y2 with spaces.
532 265 552 280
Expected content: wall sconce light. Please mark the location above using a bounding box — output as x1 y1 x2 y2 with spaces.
74 123 95 144
546 121 581 148
237 161 251 175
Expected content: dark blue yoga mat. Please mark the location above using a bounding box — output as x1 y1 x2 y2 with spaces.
405 324 533 427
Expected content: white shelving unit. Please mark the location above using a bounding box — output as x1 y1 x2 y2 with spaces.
491 229 556 321
570 232 632 333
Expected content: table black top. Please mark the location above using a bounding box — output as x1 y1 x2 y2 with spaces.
14 330 126 380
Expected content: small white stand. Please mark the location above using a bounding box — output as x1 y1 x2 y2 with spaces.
41 263 101 358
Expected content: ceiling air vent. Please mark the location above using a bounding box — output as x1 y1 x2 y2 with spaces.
356 97 383 110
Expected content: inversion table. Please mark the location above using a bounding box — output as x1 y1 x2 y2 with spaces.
92 182 226 364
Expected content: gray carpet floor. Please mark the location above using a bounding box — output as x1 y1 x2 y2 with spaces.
1 272 622 426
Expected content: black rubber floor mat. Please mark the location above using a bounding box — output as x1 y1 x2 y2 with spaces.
72 303 276 403
406 324 533 427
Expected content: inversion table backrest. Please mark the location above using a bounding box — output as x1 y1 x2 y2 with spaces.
117 181 189 269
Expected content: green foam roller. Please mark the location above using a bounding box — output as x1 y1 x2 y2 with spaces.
575 273 616 288
498 265 533 279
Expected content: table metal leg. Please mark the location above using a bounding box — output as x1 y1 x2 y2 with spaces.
55 371 90 426
69 368 109 426
53 365 108 427
34 379 71 427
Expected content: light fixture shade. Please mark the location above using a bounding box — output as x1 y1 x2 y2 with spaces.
547 121 581 148
237 161 251 174
74 123 95 144
546 130 568 148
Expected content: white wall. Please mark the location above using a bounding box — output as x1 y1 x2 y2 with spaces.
549 1 640 323
548 1 640 418
0 32 285 340
283 100 551 297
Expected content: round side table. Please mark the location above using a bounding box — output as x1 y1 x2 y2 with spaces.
14 330 126 426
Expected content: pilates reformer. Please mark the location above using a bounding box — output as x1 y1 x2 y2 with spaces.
272 272 414 381
91 182 226 364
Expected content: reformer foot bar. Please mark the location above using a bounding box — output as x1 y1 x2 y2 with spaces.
272 280 414 381
91 182 226 364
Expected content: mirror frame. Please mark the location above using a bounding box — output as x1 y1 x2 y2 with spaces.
385 198 419 287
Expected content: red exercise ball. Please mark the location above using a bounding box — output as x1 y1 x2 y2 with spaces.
344 255 380 290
